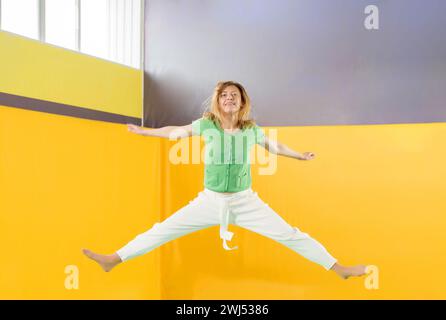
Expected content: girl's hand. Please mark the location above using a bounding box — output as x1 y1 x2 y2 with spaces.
300 152 316 160
126 123 145 135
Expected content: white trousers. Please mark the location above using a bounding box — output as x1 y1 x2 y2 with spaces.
116 188 338 271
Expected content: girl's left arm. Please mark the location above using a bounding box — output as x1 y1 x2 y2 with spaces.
262 136 315 161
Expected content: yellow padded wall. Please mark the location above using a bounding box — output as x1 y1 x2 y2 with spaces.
0 30 158 299
0 106 161 299
0 31 142 118
159 123 446 299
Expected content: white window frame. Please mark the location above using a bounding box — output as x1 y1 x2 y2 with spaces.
75 0 80 51
38 0 45 41
0 0 144 70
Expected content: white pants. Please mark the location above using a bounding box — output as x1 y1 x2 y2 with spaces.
116 188 338 271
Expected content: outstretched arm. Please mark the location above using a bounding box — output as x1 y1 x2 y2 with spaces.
262 136 315 160
126 123 193 139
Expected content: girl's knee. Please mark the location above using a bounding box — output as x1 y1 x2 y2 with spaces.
281 226 311 241
134 222 163 237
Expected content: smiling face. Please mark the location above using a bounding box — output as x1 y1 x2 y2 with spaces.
207 81 253 130
218 85 243 115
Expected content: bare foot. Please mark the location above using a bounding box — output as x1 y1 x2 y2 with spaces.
82 248 122 272
331 263 368 280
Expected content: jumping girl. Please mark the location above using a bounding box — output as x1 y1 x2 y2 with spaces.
83 80 368 280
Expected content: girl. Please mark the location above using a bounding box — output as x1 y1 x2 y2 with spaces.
83 81 367 280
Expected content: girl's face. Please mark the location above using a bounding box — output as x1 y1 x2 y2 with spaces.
218 85 242 115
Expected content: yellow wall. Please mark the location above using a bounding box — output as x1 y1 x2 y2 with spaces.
0 106 161 299
0 31 142 118
160 123 446 299
0 31 160 299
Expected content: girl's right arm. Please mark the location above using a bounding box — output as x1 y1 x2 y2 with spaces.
126 123 193 139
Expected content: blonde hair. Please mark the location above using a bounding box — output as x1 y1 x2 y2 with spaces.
202 81 257 130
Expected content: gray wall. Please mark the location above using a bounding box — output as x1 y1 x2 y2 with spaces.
143 0 446 127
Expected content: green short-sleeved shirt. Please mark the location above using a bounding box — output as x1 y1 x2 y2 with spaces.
191 117 265 192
